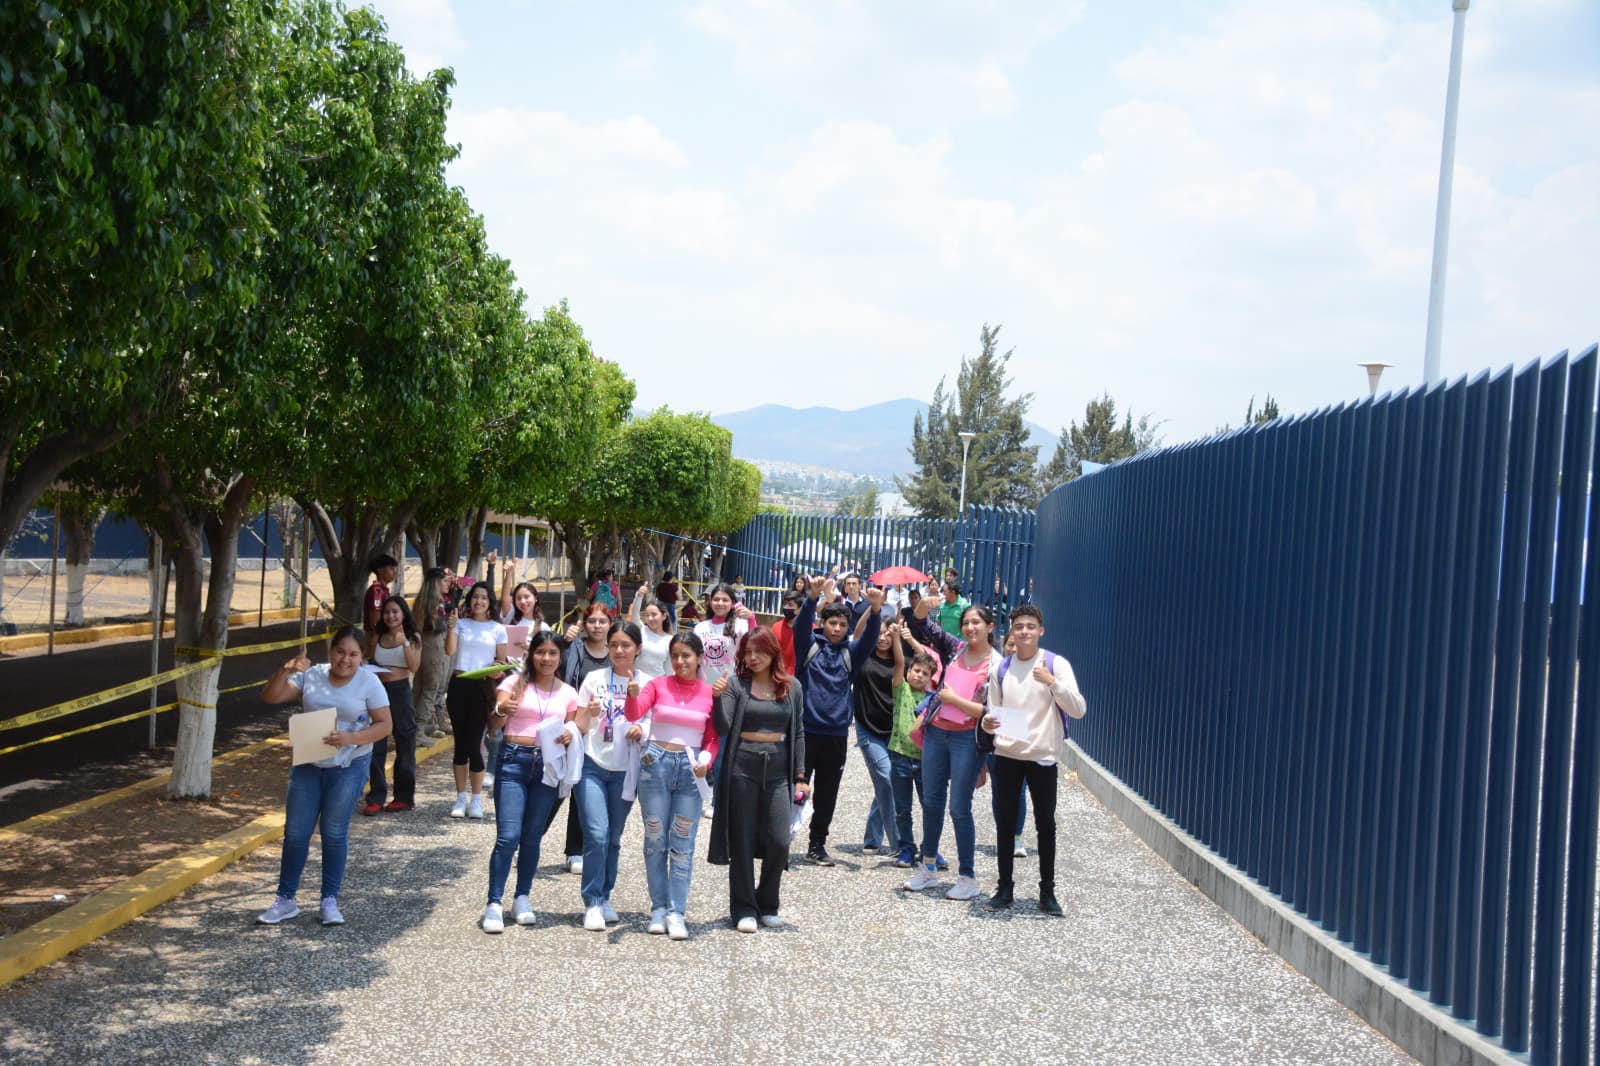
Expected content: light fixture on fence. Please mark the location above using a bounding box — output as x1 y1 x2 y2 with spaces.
958 431 977 513
1358 362 1392 397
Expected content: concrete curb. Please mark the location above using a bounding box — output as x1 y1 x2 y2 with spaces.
0 735 453 988
1064 741 1515 1066
0 607 308 654
0 737 286 845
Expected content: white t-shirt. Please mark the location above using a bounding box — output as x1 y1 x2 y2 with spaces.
577 666 653 772
453 618 507 673
288 664 388 768
637 627 672 678
694 616 750 686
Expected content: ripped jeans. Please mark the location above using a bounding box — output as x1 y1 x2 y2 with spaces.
636 744 704 918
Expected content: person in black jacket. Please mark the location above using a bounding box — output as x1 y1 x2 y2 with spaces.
709 627 808 931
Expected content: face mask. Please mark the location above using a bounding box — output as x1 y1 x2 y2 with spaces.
782 608 798 622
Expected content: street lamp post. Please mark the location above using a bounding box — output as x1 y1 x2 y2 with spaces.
1358 362 1392 397
957 431 977 514
1422 0 1471 384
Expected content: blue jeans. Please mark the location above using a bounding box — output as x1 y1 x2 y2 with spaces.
636 744 704 916
988 751 1026 836
576 756 632 906
487 744 561 905
856 726 900 850
278 754 371 900
890 751 925 855
920 726 980 877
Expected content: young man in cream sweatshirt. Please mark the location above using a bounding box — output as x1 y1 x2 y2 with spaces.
980 604 1086 915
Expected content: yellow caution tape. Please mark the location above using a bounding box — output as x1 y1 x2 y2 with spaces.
1 631 328 736
0 680 260 757
0 658 220 733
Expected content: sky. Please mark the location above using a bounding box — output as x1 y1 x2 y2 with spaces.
366 0 1599 445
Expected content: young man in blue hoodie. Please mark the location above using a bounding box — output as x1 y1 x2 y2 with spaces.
793 574 883 866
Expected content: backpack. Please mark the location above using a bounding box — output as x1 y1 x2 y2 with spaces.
993 650 1069 736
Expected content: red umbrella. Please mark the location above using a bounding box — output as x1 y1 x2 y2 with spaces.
869 565 929 586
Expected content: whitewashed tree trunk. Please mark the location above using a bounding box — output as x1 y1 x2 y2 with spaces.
166 475 254 799
64 563 88 625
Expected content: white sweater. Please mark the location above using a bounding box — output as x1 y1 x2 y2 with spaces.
985 650 1087 765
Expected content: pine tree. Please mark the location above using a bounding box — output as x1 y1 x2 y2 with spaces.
1037 394 1162 494
900 324 1040 517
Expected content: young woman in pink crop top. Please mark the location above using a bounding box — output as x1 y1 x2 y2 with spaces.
628 631 717 940
478 631 580 933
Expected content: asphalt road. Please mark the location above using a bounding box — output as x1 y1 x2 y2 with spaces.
1 752 1414 1065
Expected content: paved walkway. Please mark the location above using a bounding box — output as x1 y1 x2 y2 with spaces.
1 752 1412 1065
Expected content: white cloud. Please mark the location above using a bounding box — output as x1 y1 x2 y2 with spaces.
372 0 464 75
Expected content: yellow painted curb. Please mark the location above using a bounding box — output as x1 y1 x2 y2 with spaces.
0 608 309 655
0 737 286 845
0 735 453 988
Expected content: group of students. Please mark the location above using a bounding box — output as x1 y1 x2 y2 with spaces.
253 562 1085 935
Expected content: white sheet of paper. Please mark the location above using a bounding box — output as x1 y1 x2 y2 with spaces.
993 705 1030 743
289 708 338 765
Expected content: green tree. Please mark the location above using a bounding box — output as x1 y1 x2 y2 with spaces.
1215 393 1283 434
0 0 274 549
89 2 472 797
835 480 879 517
1037 394 1162 493
900 324 1039 517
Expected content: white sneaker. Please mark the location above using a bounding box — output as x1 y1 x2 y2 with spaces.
567 855 584 874
584 905 607 932
903 865 941 892
449 792 469 818
601 901 620 924
759 914 784 929
482 771 495 788
467 795 485 819
256 896 300 924
1013 843 1028 858
318 897 345 926
481 903 504 933
647 909 667 935
512 896 536 926
736 916 758 934
946 875 982 901
666 913 689 941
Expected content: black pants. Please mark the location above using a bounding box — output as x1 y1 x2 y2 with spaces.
992 755 1058 891
447 675 489 772
368 679 417 805
728 741 792 919
543 796 585 858
803 732 848 850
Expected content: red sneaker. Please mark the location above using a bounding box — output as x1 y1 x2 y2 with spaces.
361 802 383 816
384 800 414 812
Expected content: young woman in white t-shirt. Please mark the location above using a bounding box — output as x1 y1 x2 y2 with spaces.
573 619 651 931
629 586 674 677
255 626 393 926
692 583 754 687
444 581 508 819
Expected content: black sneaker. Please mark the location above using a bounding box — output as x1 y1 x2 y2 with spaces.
806 845 835 867
1038 888 1063 916
987 883 1014 910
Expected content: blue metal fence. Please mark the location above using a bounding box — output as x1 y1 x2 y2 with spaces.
1034 348 1600 1065
723 507 1035 620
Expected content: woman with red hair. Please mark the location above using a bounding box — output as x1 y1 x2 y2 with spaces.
709 626 809 932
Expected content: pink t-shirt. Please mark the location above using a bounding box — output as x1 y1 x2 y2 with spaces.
496 674 580 737
633 674 719 757
935 646 995 731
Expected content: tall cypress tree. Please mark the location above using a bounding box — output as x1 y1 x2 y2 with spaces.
901 324 1039 517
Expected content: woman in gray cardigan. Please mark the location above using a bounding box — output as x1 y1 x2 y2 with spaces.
709 626 808 932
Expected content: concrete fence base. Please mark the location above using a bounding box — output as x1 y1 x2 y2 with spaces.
1065 741 1516 1066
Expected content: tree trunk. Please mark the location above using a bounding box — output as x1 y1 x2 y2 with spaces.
463 504 489 582
414 629 450 735
167 474 255 799
439 516 464 575
60 499 103 626
302 499 415 627
551 520 590 599
0 421 138 553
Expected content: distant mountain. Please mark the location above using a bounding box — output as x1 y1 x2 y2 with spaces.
712 399 1057 481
